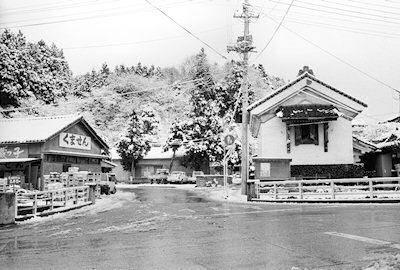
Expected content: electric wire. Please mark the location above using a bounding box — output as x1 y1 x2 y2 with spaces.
263 14 400 95
319 0 400 17
258 4 400 31
62 26 228 50
275 16 400 39
252 0 295 62
0 0 203 26
143 0 227 60
258 7 400 38
258 0 400 26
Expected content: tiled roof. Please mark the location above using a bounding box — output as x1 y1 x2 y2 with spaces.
0 115 108 149
248 72 367 111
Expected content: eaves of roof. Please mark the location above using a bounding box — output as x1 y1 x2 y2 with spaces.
248 72 367 112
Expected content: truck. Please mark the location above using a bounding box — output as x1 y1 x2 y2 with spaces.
148 169 169 184
188 171 204 184
100 173 117 195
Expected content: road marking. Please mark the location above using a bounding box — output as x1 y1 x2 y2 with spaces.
325 232 400 249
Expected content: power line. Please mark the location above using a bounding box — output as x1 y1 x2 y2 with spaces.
62 26 228 50
252 0 295 62
346 0 400 10
295 0 400 22
144 0 227 60
319 0 400 17
260 0 400 26
275 16 400 39
0 0 113 15
263 14 400 94
0 0 200 26
0 0 206 29
258 4 400 30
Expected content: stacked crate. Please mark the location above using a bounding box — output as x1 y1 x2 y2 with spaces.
0 178 6 192
44 172 61 190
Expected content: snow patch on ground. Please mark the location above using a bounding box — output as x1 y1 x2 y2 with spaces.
364 254 400 270
118 183 249 203
19 191 137 224
49 229 71 237
93 215 169 234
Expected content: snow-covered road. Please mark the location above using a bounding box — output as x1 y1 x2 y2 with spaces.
1 185 399 269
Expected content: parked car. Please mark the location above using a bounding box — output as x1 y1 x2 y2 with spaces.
148 169 169 184
100 173 117 195
167 171 188 184
188 171 204 184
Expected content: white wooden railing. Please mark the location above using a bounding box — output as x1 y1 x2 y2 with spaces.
17 186 92 219
249 177 400 201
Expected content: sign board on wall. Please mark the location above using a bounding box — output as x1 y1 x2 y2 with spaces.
59 132 91 150
260 162 271 177
0 145 28 159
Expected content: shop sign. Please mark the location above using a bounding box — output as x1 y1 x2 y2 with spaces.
59 132 91 150
0 145 28 159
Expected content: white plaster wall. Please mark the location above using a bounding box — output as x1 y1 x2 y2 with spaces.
258 117 354 165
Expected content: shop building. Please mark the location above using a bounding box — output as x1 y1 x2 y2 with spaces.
0 115 109 190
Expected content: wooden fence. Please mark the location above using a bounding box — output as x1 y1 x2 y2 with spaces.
16 186 94 220
247 177 400 202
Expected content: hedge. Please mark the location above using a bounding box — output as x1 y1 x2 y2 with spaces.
291 164 364 179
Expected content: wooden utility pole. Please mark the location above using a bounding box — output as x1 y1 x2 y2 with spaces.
227 0 257 195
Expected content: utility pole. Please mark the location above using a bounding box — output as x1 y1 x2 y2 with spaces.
227 0 257 195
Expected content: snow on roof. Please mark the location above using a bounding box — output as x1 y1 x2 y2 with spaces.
110 148 121 160
110 146 186 160
143 146 186 160
0 114 108 149
354 122 400 149
0 114 82 144
248 71 367 112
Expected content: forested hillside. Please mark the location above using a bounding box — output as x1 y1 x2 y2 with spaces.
0 30 285 155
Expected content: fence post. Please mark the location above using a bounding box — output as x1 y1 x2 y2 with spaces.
75 188 78 205
330 180 335 199
33 193 37 216
50 191 54 210
369 179 373 198
64 190 67 207
299 182 303 200
274 184 277 199
88 185 96 204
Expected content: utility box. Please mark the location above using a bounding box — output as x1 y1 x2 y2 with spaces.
253 158 292 181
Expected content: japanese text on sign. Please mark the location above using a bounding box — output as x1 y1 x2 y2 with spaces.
0 146 25 159
59 132 91 150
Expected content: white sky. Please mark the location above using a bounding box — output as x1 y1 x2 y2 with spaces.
1 0 400 123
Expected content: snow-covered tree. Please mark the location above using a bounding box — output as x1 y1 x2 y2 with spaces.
117 108 159 176
0 29 71 111
164 49 241 171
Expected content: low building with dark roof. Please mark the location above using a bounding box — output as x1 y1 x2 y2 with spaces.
0 115 110 190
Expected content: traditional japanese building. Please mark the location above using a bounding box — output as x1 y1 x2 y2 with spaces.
0 115 109 190
249 66 368 179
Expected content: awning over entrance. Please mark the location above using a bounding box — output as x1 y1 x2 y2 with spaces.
101 160 117 168
0 158 41 163
277 104 339 124
43 150 105 159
